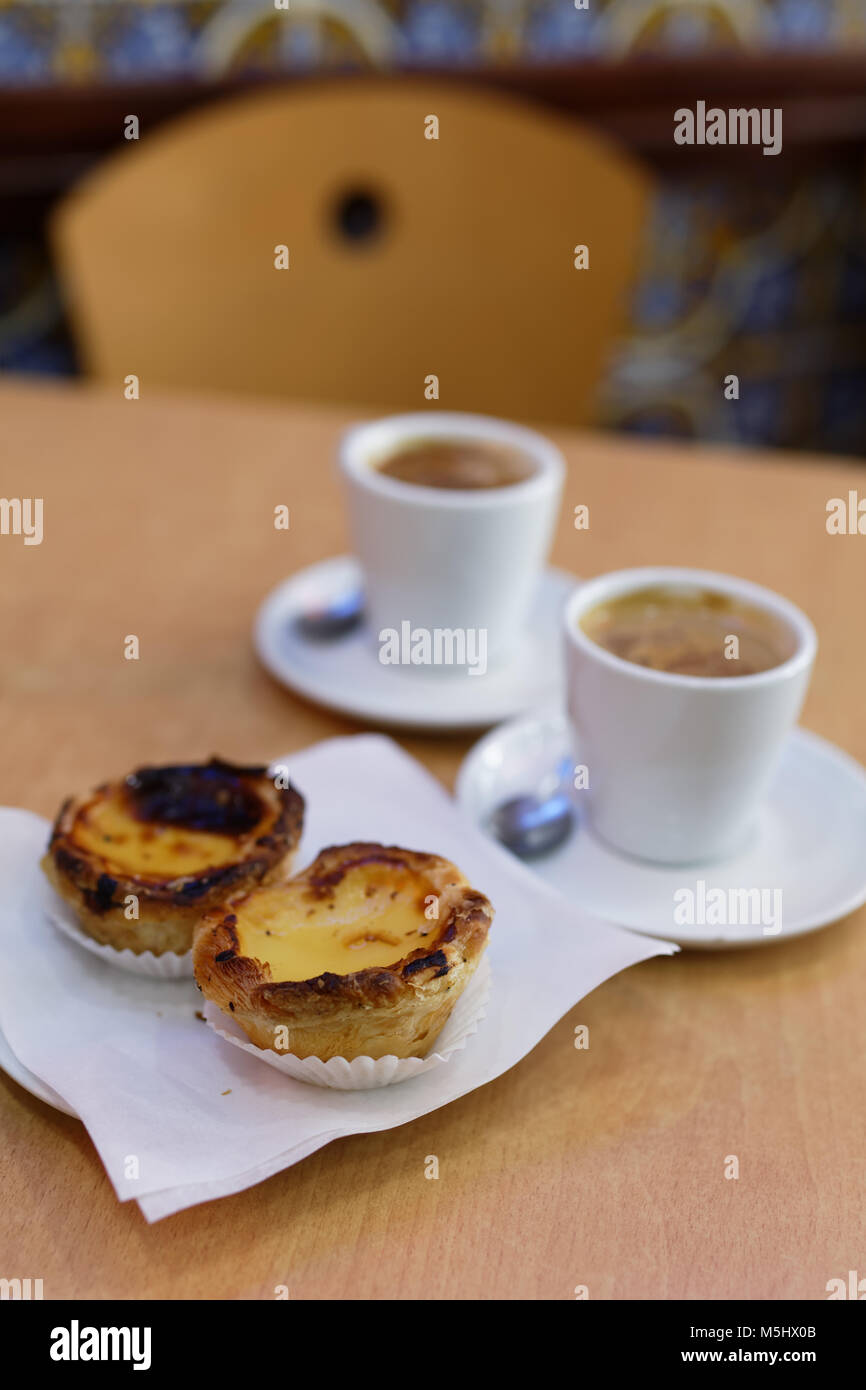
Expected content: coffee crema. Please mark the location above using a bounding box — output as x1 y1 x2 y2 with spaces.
579 585 795 678
375 438 535 491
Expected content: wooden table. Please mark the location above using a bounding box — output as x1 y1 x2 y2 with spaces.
1 378 864 1300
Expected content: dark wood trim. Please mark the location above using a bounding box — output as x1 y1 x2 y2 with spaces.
3 52 866 146
2 53 866 230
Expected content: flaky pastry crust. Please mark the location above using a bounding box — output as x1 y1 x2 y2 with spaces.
193 842 493 1060
42 759 305 955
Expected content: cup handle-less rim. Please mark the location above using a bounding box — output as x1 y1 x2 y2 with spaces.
563 566 817 692
338 411 565 512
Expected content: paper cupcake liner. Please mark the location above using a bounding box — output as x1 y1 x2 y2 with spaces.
45 895 194 979
204 954 491 1090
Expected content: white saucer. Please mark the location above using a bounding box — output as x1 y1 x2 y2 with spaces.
0 1025 76 1117
254 557 578 730
456 712 866 949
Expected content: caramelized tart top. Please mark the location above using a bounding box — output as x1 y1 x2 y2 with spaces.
194 842 493 1010
46 758 304 907
68 761 278 882
230 847 445 980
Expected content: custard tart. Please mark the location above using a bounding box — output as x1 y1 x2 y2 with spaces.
42 759 304 955
193 843 493 1060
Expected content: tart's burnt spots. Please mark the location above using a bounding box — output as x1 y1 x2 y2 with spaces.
193 842 494 1060
123 760 266 836
402 949 449 979
41 759 305 956
84 871 120 916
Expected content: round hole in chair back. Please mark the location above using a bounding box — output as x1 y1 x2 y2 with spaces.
332 187 386 245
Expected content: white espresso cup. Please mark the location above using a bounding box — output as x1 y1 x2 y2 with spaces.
339 412 564 672
564 566 817 864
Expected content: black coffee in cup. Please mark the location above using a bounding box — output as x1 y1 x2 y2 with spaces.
580 585 795 678
376 438 535 491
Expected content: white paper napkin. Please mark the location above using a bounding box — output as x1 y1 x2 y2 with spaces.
0 735 676 1221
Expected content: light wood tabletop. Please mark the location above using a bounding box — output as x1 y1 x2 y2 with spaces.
1 377 864 1300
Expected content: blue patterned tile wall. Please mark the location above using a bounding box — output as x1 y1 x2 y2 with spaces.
1 0 865 453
